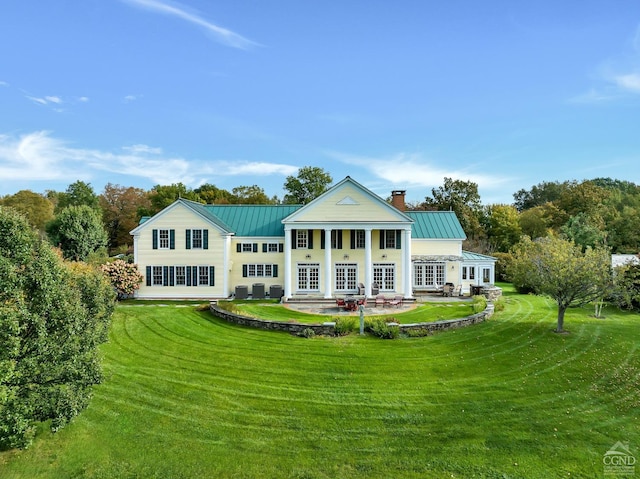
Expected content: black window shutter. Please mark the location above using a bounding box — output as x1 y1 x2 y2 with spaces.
186 266 192 286
272 264 278 278
337 230 343 249
262 243 267 253
320 230 325 249
291 230 297 249
236 243 242 253
152 230 158 249
146 266 152 286
279 243 283 253
169 230 175 249
253 243 258 253
163 266 169 286
192 266 198 286
380 230 385 249
169 266 175 286
350 230 355 249
209 266 215 286
203 230 208 250
308 230 313 249
186 229 191 249
396 230 402 249
242 264 248 277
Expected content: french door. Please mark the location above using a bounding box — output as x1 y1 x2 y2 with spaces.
373 263 395 291
297 263 320 292
335 263 358 292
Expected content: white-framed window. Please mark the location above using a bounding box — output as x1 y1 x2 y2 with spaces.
355 230 365 249
413 263 445 288
198 266 209 286
296 230 308 249
331 230 341 249
297 263 319 291
152 266 164 285
482 267 491 283
373 263 396 291
159 229 170 249
245 264 275 277
242 243 254 252
267 242 280 253
335 263 357 291
191 229 203 249
174 266 186 285
380 230 396 249
463 266 475 280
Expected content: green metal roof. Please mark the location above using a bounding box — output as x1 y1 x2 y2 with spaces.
405 211 466 240
204 204 302 237
462 250 497 262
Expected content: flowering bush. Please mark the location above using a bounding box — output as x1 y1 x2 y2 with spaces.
101 259 143 299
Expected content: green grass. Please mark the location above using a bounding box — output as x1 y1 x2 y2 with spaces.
1 285 639 478
219 299 477 324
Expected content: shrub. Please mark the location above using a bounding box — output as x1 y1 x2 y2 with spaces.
366 318 399 339
301 328 316 338
100 259 143 300
334 316 357 336
472 295 487 314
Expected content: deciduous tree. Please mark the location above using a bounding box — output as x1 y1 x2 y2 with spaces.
283 166 332 204
46 205 109 261
508 236 612 333
0 190 54 231
100 184 150 252
0 207 115 449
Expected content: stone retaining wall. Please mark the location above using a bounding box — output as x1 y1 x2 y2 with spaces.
209 301 495 336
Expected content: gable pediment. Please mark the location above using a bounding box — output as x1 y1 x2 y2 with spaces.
283 177 412 225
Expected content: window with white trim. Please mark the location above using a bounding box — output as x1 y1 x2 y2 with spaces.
159 229 170 249
373 263 395 291
355 230 365 249
463 266 475 280
152 266 164 285
267 242 280 253
175 266 186 285
413 263 445 288
191 229 203 249
242 242 254 252
296 230 308 249
244 264 276 277
198 266 209 286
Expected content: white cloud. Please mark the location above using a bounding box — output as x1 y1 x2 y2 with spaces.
78 96 90 102
0 81 9 87
121 0 259 49
45 96 62 104
327 150 512 192
124 94 138 103
614 72 640 93
0 131 297 188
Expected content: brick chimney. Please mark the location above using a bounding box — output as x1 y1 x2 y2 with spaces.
391 190 406 211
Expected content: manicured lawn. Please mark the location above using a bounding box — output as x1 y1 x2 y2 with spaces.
1 285 638 478
221 299 478 324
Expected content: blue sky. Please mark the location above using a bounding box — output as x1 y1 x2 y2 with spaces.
1 1 640 205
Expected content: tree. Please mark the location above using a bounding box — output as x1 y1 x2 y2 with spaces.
0 190 54 231
231 185 278 204
99 184 151 253
560 212 606 251
146 183 201 215
486 204 522 252
423 177 484 240
55 181 100 213
194 183 234 204
508 236 612 333
283 166 332 205
513 180 570 212
611 262 640 311
0 207 115 449
46 205 109 261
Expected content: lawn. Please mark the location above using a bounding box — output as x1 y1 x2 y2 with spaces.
1 285 638 478
219 298 479 324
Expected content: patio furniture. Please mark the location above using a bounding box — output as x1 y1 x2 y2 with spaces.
442 283 454 297
371 282 380 295
387 295 403 308
454 284 462 296
357 282 365 295
336 298 346 308
375 294 386 307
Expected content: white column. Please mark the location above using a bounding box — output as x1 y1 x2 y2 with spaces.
284 227 292 301
364 228 372 297
403 228 413 298
223 234 231 297
324 228 332 298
